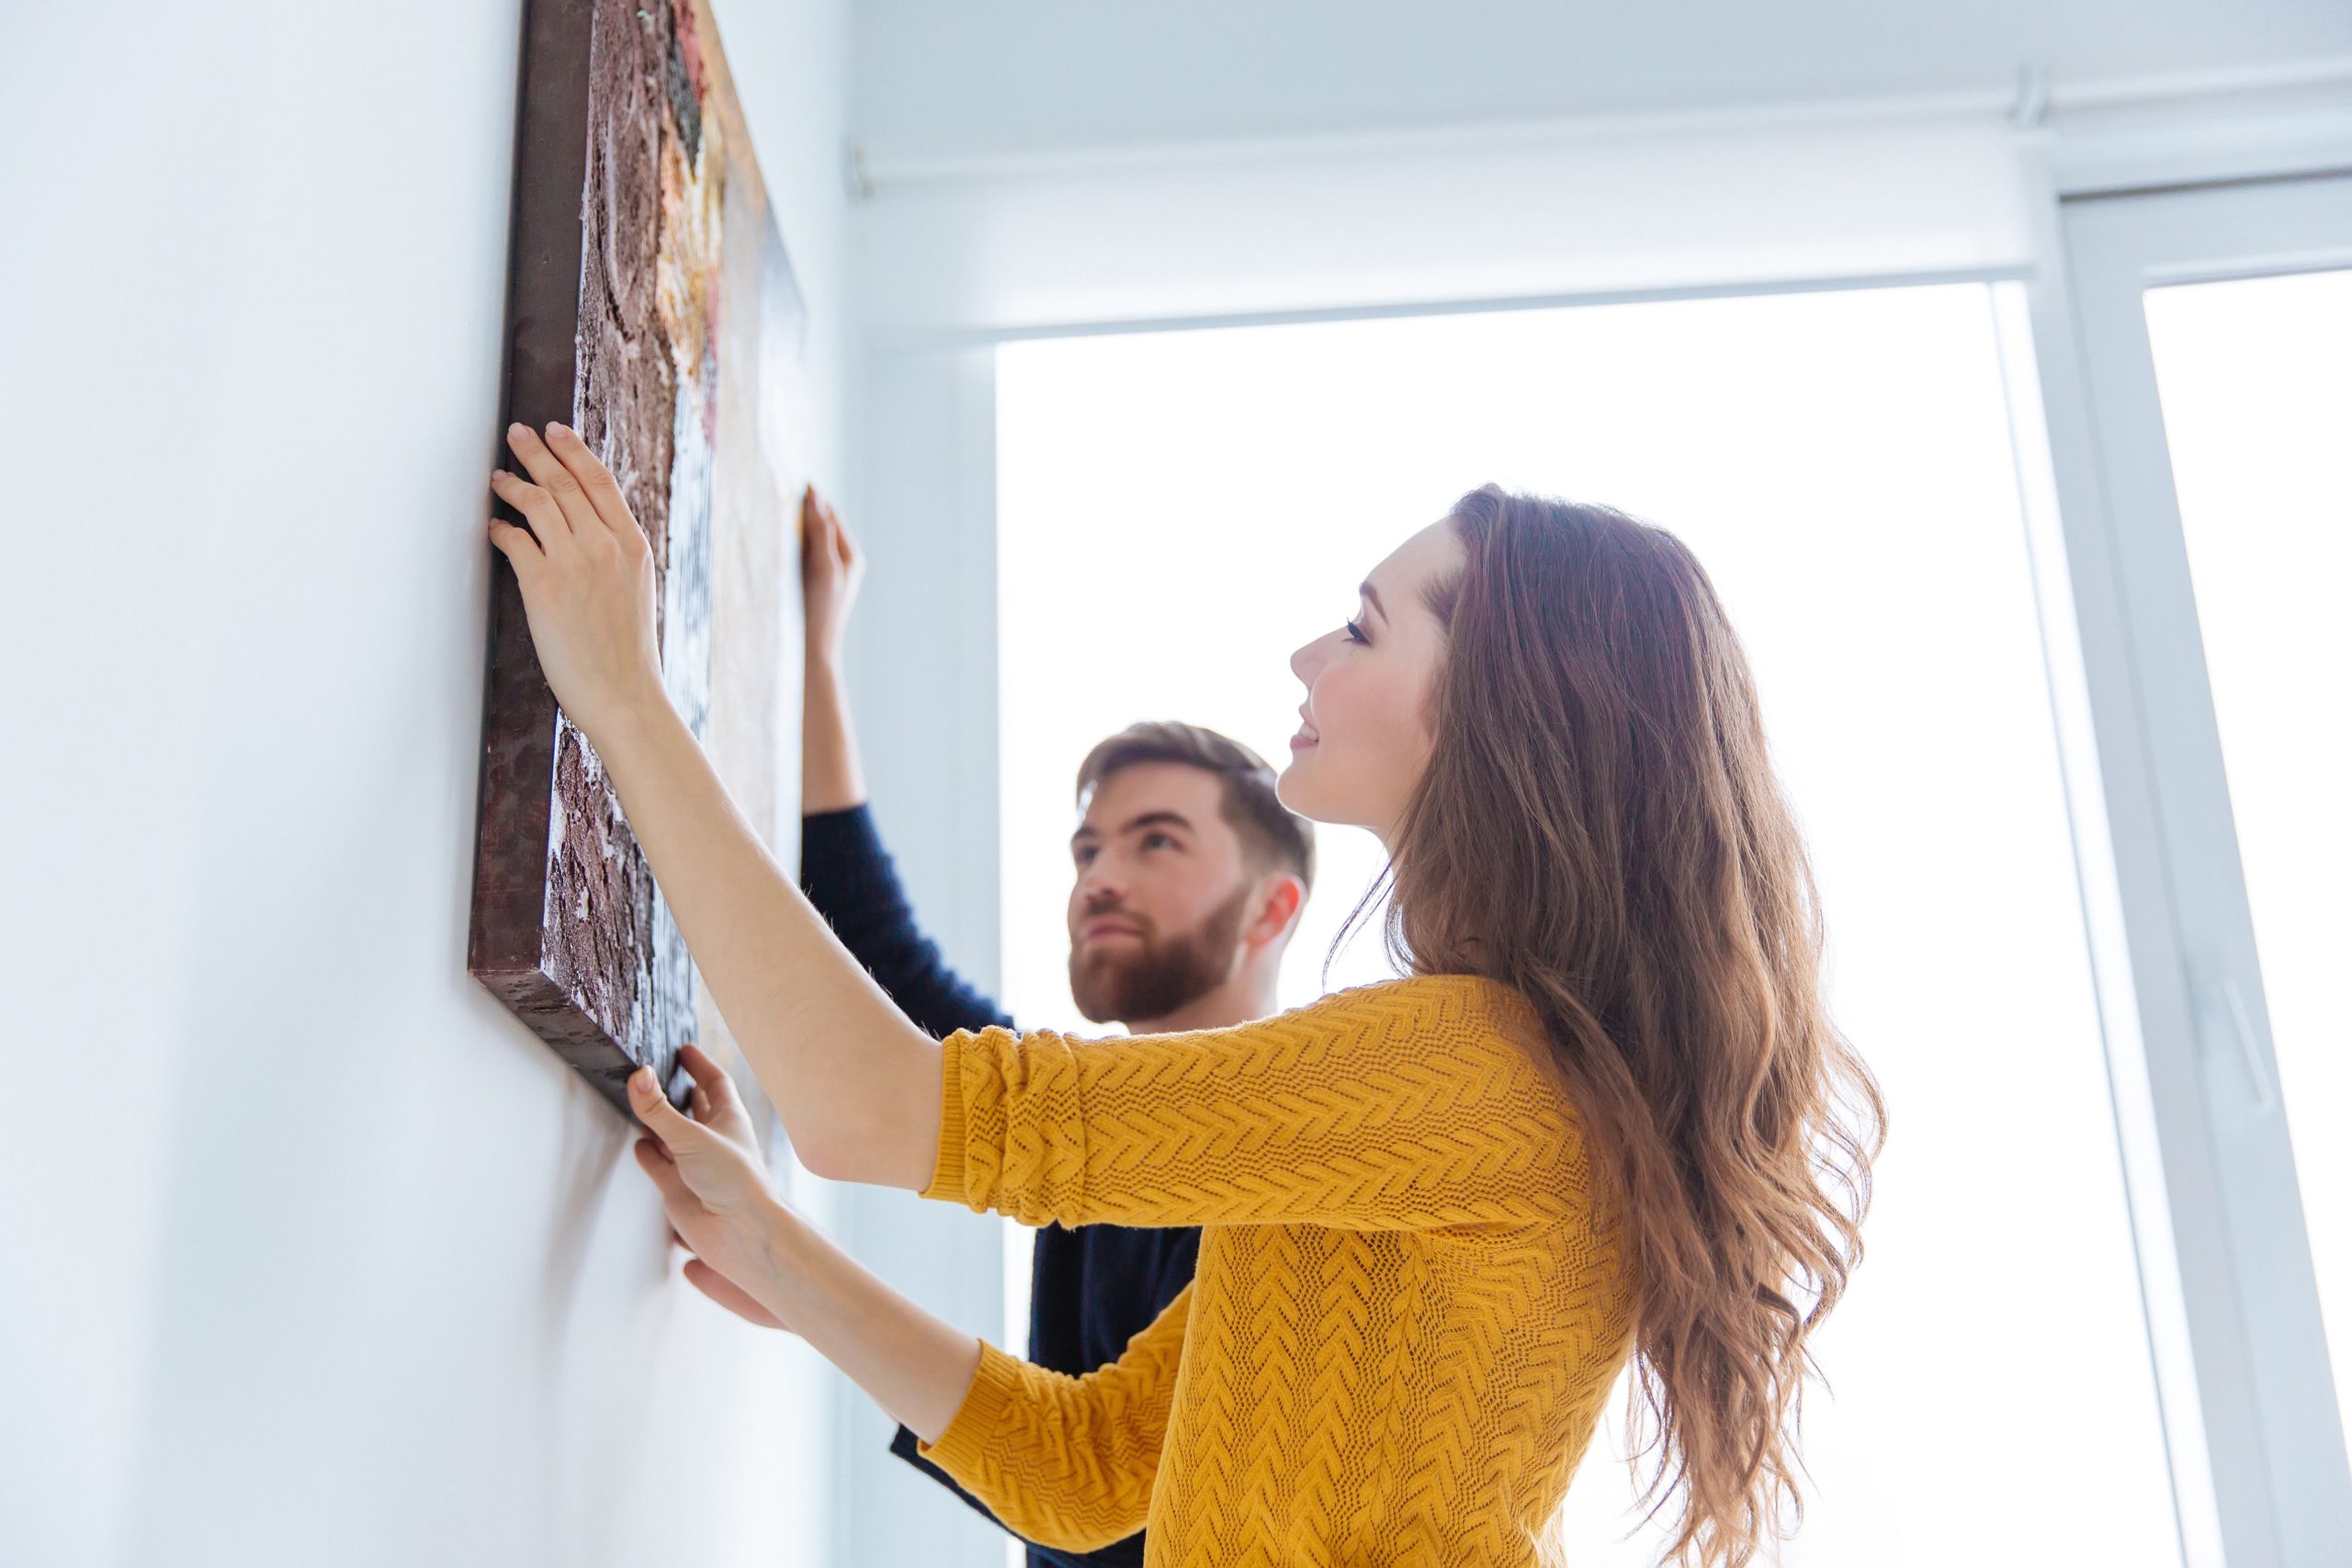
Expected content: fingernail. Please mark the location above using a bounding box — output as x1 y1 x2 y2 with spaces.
548 421 571 439
507 422 526 436
630 1066 654 1099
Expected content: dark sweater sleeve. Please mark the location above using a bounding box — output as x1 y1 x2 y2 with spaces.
798 805 1013 1037
806 807 1153 1563
887 1425 1147 1568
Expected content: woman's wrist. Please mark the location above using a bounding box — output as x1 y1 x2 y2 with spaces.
586 682 686 765
746 1191 815 1331
743 1187 984 1442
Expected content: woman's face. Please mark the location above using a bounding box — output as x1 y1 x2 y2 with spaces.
1279 519 1465 844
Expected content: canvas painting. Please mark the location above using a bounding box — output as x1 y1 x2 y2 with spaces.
470 0 807 1119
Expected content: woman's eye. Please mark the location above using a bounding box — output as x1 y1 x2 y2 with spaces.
1344 617 1370 646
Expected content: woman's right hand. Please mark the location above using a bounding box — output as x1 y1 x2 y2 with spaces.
800 486 865 672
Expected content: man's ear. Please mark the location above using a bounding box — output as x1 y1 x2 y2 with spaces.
1245 873 1307 951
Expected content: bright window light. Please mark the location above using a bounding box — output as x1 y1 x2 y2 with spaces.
993 284 2178 1565
2145 266 2352 1435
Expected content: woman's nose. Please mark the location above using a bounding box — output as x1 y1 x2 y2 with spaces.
1290 635 1326 686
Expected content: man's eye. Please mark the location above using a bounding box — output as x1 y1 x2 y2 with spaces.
1143 832 1175 851
1074 847 1096 866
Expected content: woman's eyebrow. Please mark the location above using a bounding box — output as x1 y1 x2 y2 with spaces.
1361 582 1388 623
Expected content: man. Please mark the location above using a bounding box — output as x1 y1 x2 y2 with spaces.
795 491 1315 1568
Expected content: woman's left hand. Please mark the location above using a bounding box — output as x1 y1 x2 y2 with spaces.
488 423 669 741
628 1049 797 1330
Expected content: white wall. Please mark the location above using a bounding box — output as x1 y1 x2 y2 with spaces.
829 348 1015 1568
0 3 851 1564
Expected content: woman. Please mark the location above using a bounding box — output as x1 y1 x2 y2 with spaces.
486 423 1884 1567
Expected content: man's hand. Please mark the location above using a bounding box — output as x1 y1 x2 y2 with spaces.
799 488 869 812
800 486 865 672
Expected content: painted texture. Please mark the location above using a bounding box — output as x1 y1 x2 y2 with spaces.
471 0 805 1118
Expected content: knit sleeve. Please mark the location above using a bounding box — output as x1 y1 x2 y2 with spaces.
922 976 1585 1231
915 1285 1190 1552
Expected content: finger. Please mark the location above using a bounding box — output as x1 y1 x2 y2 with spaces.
677 1046 756 1142
630 1133 686 1194
490 469 575 557
544 422 647 547
677 1043 744 1111
684 1258 787 1330
831 502 858 573
628 1066 706 1150
800 488 831 573
487 517 544 573
633 1137 697 1209
505 423 605 543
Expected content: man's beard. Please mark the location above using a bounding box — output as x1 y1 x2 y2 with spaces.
1069 883 1253 1026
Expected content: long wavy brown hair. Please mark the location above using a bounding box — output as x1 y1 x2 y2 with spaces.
1359 485 1886 1568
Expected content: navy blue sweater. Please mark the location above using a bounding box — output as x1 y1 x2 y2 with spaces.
799 806 1200 1568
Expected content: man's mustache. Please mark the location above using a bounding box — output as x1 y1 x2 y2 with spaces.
1076 902 1154 942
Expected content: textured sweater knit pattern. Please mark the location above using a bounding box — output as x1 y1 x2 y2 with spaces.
801 803 1192 1568
917 975 1640 1566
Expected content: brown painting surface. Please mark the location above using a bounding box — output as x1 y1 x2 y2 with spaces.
470 0 804 1121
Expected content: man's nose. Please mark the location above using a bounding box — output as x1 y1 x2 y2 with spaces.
1076 860 1126 907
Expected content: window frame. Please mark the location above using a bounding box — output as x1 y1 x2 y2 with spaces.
2039 170 2352 1567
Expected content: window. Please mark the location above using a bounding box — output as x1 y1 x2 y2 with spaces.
2142 269 2352 1434
993 283 2177 1563
2058 174 2352 1563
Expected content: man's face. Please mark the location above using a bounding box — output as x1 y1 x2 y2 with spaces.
1066 761 1260 1026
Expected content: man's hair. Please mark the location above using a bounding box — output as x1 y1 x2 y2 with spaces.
1074 721 1315 891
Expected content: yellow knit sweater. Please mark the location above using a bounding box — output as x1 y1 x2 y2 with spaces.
916 975 1639 1565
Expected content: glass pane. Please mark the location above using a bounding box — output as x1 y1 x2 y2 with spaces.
994 283 2178 1564
2145 268 2352 1431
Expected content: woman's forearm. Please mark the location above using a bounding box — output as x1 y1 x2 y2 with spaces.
757 1195 983 1442
594 695 941 1190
